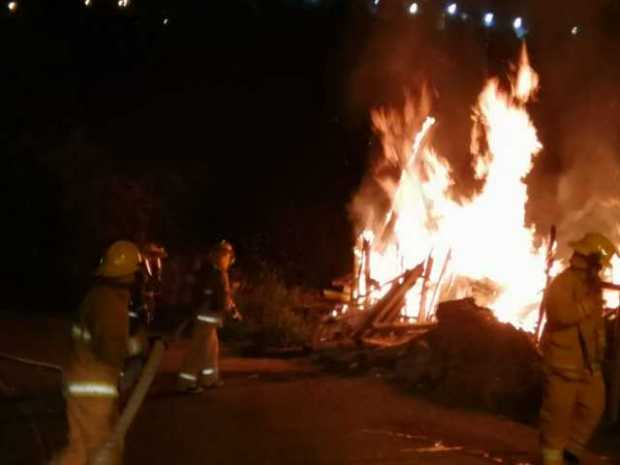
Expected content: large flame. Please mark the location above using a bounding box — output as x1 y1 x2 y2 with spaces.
353 45 549 331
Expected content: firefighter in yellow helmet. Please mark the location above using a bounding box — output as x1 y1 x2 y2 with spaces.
177 240 239 393
53 240 146 465
539 233 617 465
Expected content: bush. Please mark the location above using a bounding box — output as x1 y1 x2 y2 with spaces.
225 262 312 352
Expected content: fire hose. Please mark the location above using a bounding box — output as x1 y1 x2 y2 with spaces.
0 336 167 465
92 339 165 465
101 313 204 457
0 352 64 462
0 351 64 375
2 298 238 461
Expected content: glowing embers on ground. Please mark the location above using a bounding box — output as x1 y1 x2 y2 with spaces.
352 45 548 331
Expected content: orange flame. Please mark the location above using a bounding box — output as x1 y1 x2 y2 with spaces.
354 45 548 331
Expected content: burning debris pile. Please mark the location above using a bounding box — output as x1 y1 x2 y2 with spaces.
315 298 543 419
344 44 547 333
314 45 551 417
316 45 548 351
315 44 620 418
315 263 431 349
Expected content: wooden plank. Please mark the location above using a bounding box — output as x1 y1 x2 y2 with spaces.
428 249 451 319
351 263 425 342
418 254 434 323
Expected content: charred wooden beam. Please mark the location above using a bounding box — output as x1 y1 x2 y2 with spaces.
363 238 372 307
535 225 556 342
602 282 620 291
428 249 451 319
351 263 425 343
374 268 426 327
360 334 425 349
322 289 350 303
418 254 434 323
372 322 436 331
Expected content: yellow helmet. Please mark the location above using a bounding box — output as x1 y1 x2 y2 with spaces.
569 232 617 267
95 240 142 278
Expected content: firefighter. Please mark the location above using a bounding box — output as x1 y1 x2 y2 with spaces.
53 240 145 465
177 240 239 393
539 232 617 465
118 263 151 397
119 242 167 396
141 242 168 321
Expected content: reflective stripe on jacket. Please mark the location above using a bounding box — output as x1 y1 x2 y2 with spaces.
65 279 133 395
66 381 119 398
196 313 223 325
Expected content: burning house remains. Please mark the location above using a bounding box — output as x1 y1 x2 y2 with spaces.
348 43 547 332
318 45 620 342
313 45 620 423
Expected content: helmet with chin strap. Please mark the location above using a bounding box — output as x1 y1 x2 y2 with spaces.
569 233 617 268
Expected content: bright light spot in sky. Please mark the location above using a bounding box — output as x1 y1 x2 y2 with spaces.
446 3 457 16
163 17 169 25
408 2 419 15
513 17 527 38
118 0 129 8
513 17 523 30
373 0 380 6
571 26 579 35
84 0 91 6
7 1 17 12
483 12 494 27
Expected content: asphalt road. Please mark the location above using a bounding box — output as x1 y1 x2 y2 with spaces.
1 319 617 465
126 345 615 465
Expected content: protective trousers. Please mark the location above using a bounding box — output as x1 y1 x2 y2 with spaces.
53 395 121 465
540 370 605 465
177 321 220 389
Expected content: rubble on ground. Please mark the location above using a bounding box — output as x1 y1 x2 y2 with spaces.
399 298 542 418
316 298 543 421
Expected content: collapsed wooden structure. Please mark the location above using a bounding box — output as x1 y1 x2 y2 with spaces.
313 262 434 349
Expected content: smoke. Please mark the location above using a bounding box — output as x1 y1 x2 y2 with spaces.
348 1 620 256
524 1 620 256
528 125 620 259
345 10 486 235
348 88 433 238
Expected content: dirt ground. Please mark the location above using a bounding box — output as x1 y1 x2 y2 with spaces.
1 317 619 465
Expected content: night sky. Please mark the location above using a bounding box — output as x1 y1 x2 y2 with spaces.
3 0 620 311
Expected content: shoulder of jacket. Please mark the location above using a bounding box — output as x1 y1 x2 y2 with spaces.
87 283 131 305
556 268 581 283
547 268 579 293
